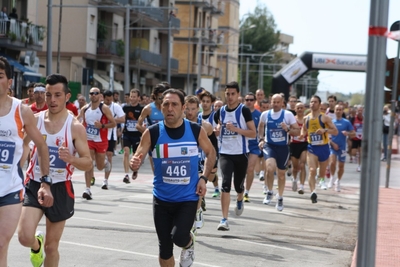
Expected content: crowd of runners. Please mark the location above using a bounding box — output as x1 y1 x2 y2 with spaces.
0 53 369 267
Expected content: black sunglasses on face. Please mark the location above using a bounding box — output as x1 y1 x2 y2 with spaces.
89 92 100 95
245 99 255 102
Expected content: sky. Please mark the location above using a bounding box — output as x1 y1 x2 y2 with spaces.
240 0 400 95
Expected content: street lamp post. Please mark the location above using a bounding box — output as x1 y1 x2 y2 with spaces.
239 24 255 87
258 51 275 89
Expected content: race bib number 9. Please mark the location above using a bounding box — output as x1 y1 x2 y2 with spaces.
161 158 191 185
86 124 100 139
0 141 15 172
310 133 323 145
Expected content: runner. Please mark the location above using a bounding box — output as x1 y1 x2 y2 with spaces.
215 81 256 230
328 104 355 191
185 95 218 229
351 106 364 172
0 56 50 267
258 94 300 211
30 83 48 114
137 84 167 173
290 102 308 194
102 90 125 189
243 92 261 203
198 91 220 198
302 95 338 203
22 82 35 105
78 87 116 199
129 89 215 267
254 89 265 111
121 88 144 184
18 74 92 267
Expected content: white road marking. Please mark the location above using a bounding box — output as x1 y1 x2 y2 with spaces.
232 238 295 251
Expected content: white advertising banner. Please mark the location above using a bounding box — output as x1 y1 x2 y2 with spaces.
281 58 308 84
312 54 367 71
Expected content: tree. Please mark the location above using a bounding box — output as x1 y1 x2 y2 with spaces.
239 5 280 94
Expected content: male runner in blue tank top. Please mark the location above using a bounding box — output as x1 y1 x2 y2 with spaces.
130 89 215 267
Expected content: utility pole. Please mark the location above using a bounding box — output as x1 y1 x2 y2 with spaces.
46 0 52 75
167 11 172 84
56 0 62 73
124 6 130 94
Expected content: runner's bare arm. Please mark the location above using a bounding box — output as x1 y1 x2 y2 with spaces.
66 119 93 171
136 105 151 133
100 105 116 129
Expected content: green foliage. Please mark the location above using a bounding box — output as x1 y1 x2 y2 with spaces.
116 39 124 57
239 5 281 95
8 32 16 42
97 20 107 40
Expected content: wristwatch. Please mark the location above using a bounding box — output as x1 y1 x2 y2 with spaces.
102 124 105 129
199 175 208 184
40 175 52 186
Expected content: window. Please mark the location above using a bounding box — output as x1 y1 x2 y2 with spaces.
90 15 95 40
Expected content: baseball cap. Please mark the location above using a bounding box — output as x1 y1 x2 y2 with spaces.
195 87 204 95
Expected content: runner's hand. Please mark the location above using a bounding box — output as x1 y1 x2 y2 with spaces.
196 179 207 196
38 184 54 207
130 153 143 171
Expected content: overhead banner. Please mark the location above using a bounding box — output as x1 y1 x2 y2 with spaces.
281 58 308 84
312 53 367 71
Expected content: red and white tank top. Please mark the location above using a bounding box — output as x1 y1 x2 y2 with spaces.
83 105 108 142
0 98 24 197
26 111 76 184
291 119 307 143
353 116 363 140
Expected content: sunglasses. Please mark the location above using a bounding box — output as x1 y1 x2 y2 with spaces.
245 99 255 102
89 92 100 96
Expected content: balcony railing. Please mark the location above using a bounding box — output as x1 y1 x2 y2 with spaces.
170 16 180 29
0 19 45 45
171 58 179 70
97 40 125 57
176 0 210 6
131 48 162 67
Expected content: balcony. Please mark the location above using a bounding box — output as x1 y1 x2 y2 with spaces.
175 0 210 6
131 48 162 68
192 28 218 45
192 64 208 75
97 40 125 57
203 0 224 15
0 19 44 50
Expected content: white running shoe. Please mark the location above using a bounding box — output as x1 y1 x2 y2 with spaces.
275 196 284 212
263 185 268 194
179 232 195 267
234 200 244 216
195 208 204 229
335 180 341 192
82 188 92 200
357 166 361 172
292 179 297 192
320 179 327 190
217 218 229 231
327 177 335 189
263 191 273 205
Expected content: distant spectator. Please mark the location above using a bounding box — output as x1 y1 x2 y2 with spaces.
8 8 17 20
0 7 8 20
0 6 8 35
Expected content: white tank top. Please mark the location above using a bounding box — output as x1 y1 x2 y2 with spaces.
26 111 76 184
84 106 105 142
0 98 25 197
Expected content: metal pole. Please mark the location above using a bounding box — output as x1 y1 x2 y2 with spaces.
225 46 229 85
260 62 264 89
197 34 202 88
356 1 389 266
46 0 52 76
245 57 249 94
124 6 130 94
385 25 400 188
240 33 244 86
56 0 62 73
167 12 171 84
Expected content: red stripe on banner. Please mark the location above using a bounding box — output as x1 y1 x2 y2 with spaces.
369 26 388 36
163 143 168 158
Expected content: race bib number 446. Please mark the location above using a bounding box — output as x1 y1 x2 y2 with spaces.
161 158 191 185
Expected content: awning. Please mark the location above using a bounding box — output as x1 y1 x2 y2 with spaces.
93 73 124 92
0 54 42 82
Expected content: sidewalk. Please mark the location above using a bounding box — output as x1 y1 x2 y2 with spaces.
351 187 400 266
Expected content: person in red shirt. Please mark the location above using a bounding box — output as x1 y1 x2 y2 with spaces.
66 101 78 116
30 83 48 114
22 82 35 105
351 106 364 172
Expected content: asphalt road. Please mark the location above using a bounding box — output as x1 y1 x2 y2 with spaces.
7 151 400 267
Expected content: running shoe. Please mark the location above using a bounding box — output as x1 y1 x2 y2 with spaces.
259 171 265 181
217 218 229 231
132 171 138 180
212 188 220 198
195 208 204 229
263 185 268 194
118 149 124 154
30 231 44 267
263 191 273 205
90 177 95 186
101 180 108 190
243 193 250 203
123 174 130 184
104 159 111 172
320 179 327 190
292 179 297 192
335 180 341 192
328 177 335 189
234 200 244 216
298 184 304 195
275 196 284 212
82 188 92 200
310 192 318 204
179 232 195 267
201 198 206 212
